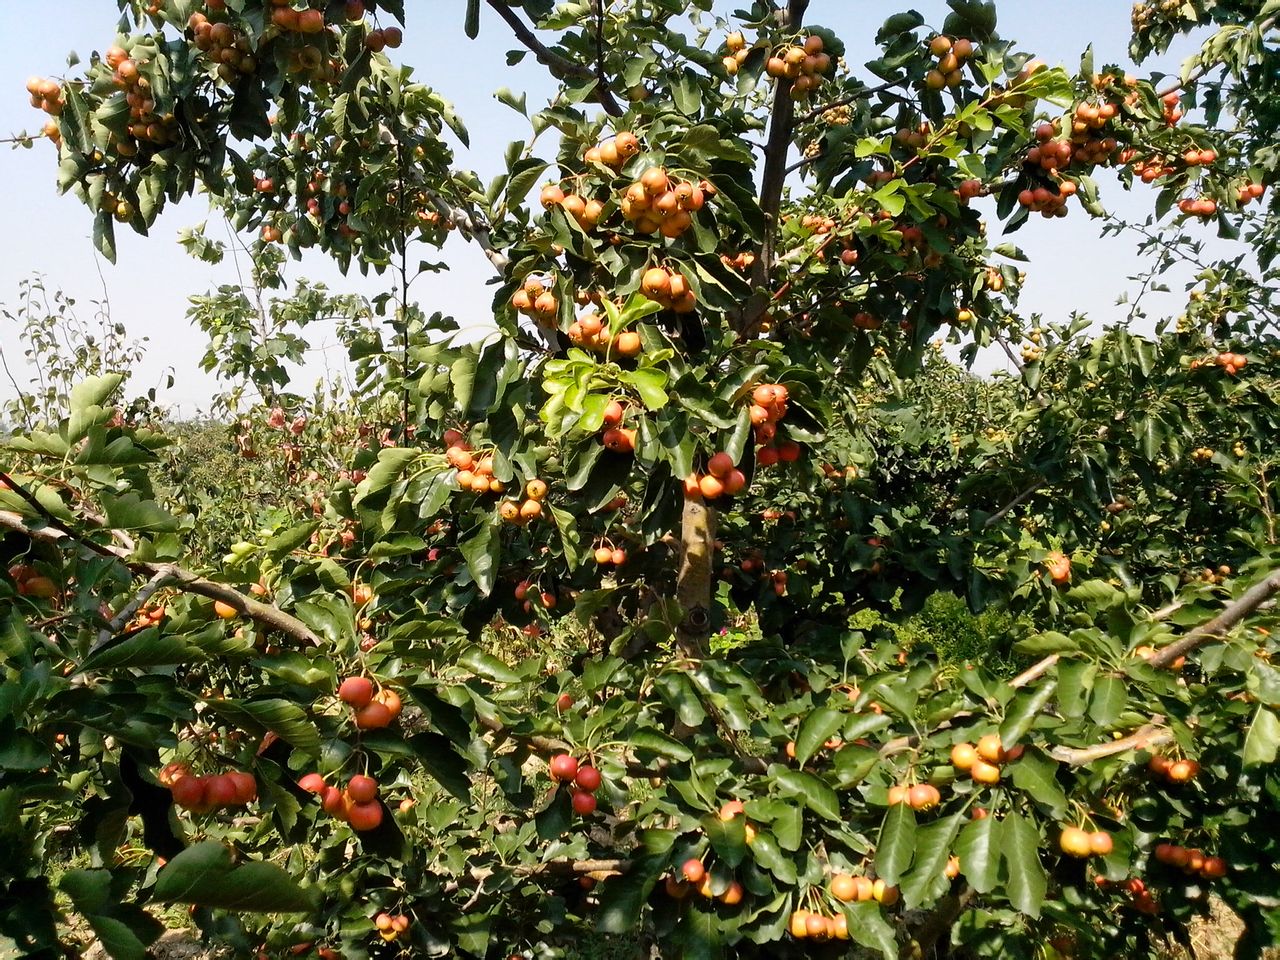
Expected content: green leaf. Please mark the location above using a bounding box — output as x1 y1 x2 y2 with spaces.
1001 812 1047 918
596 856 662 934
874 803 917 884
264 521 320 560
1087 675 1126 727
671 69 703 115
1008 748 1069 818
99 492 179 532
458 645 521 683
1243 706 1280 766
154 842 318 912
622 368 669 410
900 814 963 910
956 814 1000 893
631 729 694 762
464 0 480 37
1000 681 1056 747
70 375 124 415
845 901 897 959
204 699 320 756
459 515 501 596
793 705 844 767
548 502 582 571
770 766 840 820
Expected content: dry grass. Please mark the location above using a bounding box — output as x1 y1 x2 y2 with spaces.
1156 898 1280 960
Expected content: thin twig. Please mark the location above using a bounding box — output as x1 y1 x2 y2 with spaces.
982 479 1045 529
92 570 170 653
484 0 623 116
795 78 903 126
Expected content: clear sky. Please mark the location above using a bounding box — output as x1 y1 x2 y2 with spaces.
0 1 1225 414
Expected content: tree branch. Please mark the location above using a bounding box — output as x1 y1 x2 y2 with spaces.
1150 569 1280 667
1049 720 1172 766
982 478 1045 529
749 0 811 301
0 475 322 648
484 0 623 116
1009 654 1059 689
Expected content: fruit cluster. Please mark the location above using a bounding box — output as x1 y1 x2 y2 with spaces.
639 265 698 313
684 451 747 502
567 311 642 355
167 767 258 812
749 384 801 467
106 46 183 153
541 183 605 231
830 873 899 906
373 912 411 942
548 754 603 815
664 861 745 905
621 169 710 240
1152 843 1227 879
1162 90 1184 125
1237 181 1266 205
765 35 832 100
299 772 385 831
511 275 559 324
188 14 257 84
950 734 1019 784
498 480 548 526
592 542 628 566
24 76 64 144
788 909 849 941
338 676 403 730
887 782 941 810
1147 753 1200 783
720 251 756 273
924 35 975 91
583 130 641 170
364 25 403 52
1059 826 1114 858
1177 196 1218 218
514 580 559 613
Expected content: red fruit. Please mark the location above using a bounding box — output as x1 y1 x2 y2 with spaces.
681 859 706 883
204 775 238 809
347 775 378 804
171 775 207 809
299 773 327 794
347 800 384 831
226 771 258 805
321 786 348 819
778 441 801 462
574 765 603 792
757 446 780 467
556 693 575 711
571 790 598 815
550 754 579 781
338 676 374 708
707 452 735 478
354 702 393 729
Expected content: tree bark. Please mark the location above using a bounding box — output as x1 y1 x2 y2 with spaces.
675 495 714 658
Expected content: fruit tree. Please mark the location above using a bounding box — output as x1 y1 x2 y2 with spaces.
4 1 1280 958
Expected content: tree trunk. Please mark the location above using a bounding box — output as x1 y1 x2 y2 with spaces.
675 495 714 658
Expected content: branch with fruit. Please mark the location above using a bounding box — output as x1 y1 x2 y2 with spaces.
0 473 321 648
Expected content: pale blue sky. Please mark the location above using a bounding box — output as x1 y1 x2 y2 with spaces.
0 2 1221 413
